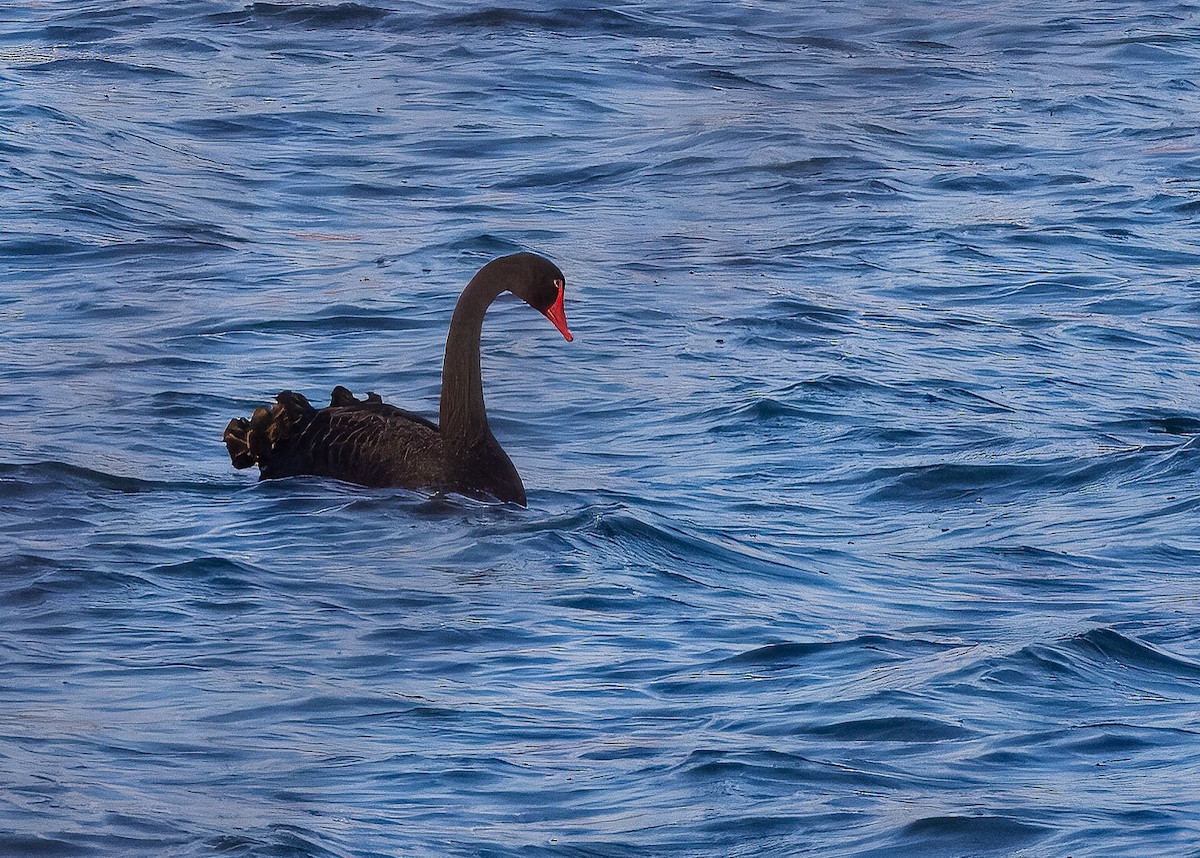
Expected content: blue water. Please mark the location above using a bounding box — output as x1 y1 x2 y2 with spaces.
3 1 1200 855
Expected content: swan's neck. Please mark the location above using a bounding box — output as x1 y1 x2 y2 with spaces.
438 273 505 448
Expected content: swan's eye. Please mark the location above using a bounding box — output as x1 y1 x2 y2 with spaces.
553 278 564 293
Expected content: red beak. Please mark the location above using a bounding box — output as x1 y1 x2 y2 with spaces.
542 280 573 342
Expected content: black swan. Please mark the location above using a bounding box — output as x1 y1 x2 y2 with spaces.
223 252 573 505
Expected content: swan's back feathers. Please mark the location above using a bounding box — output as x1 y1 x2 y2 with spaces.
325 386 437 430
223 386 445 489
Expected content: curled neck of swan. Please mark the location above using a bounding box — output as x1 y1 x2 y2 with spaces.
438 265 509 448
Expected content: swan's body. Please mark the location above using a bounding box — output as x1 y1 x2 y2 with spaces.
223 253 572 505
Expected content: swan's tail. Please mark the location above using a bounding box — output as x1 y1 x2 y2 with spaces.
223 391 315 472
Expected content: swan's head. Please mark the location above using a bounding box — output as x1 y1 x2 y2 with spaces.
491 252 573 342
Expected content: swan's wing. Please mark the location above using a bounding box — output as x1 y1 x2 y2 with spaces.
288 404 441 487
326 385 438 431
226 388 443 488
